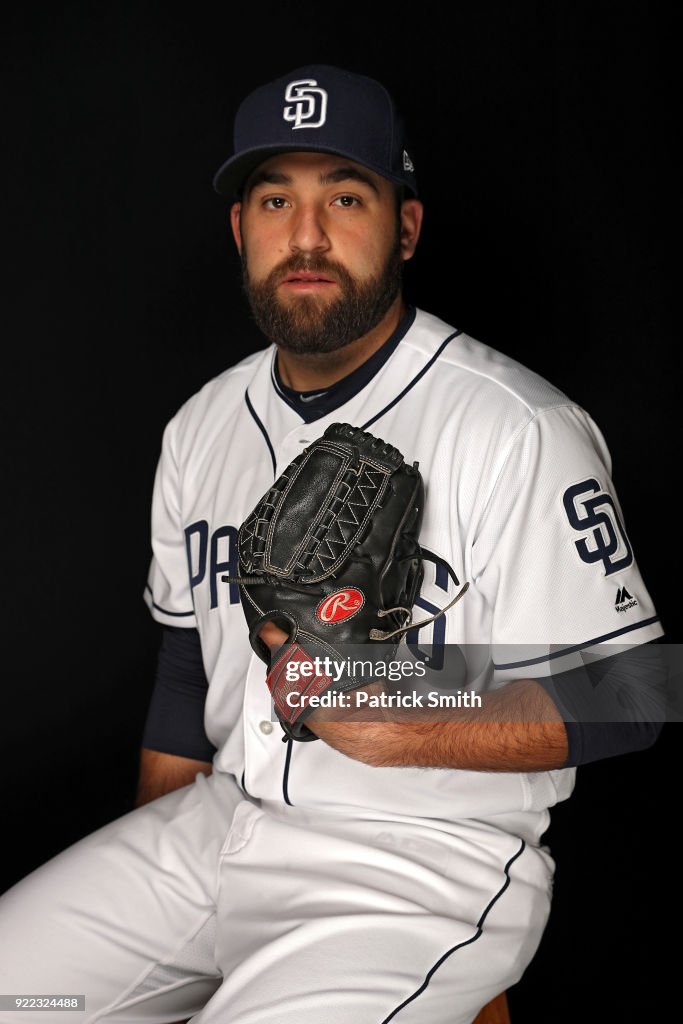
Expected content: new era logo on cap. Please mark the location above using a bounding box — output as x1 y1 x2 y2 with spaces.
212 64 418 199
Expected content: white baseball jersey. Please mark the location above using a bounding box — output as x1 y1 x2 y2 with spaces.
144 306 663 840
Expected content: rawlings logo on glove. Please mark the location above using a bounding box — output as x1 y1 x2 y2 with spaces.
317 590 364 622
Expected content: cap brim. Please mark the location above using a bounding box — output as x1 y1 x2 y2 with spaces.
212 144 417 198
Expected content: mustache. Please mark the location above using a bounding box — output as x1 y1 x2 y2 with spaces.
268 254 354 284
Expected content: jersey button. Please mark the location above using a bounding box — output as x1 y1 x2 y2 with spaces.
259 720 274 735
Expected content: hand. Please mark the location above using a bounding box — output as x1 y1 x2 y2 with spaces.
257 623 390 757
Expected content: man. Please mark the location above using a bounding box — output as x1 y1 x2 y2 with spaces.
0 64 664 1024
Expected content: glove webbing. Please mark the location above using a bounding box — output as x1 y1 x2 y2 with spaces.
241 466 373 578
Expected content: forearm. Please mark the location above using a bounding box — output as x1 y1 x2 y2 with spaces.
135 748 213 807
260 623 568 770
308 679 568 771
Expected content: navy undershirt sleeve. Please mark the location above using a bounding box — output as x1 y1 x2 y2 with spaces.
537 638 666 767
141 625 217 762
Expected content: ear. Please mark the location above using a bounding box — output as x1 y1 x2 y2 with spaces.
230 202 243 254
399 199 424 261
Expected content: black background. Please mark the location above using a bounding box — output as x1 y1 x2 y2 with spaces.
2 2 678 1020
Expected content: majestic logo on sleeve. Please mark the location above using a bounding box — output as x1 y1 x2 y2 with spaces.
615 585 639 612
283 79 328 129
317 589 364 623
562 479 634 576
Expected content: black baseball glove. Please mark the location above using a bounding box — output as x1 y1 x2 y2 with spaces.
226 422 431 740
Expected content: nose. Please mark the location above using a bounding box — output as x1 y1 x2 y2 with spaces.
288 203 330 256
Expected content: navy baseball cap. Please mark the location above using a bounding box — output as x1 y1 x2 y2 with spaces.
212 64 418 199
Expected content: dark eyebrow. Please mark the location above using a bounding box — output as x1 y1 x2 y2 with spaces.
244 169 292 194
244 165 381 197
319 167 380 195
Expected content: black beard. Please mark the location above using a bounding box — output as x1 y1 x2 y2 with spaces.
241 241 403 355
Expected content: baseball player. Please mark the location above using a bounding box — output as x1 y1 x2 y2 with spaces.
0 64 665 1024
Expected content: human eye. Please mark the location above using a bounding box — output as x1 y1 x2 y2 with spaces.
332 194 361 208
262 196 290 210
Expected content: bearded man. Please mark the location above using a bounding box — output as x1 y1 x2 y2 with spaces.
0 64 664 1024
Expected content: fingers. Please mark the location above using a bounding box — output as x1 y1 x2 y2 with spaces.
258 622 289 651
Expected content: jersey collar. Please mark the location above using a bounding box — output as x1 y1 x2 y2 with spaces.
270 306 416 424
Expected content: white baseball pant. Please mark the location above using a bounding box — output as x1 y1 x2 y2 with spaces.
0 770 553 1024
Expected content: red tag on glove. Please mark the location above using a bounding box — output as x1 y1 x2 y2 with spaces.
267 643 334 724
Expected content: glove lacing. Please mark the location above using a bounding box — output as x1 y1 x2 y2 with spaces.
368 580 470 641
